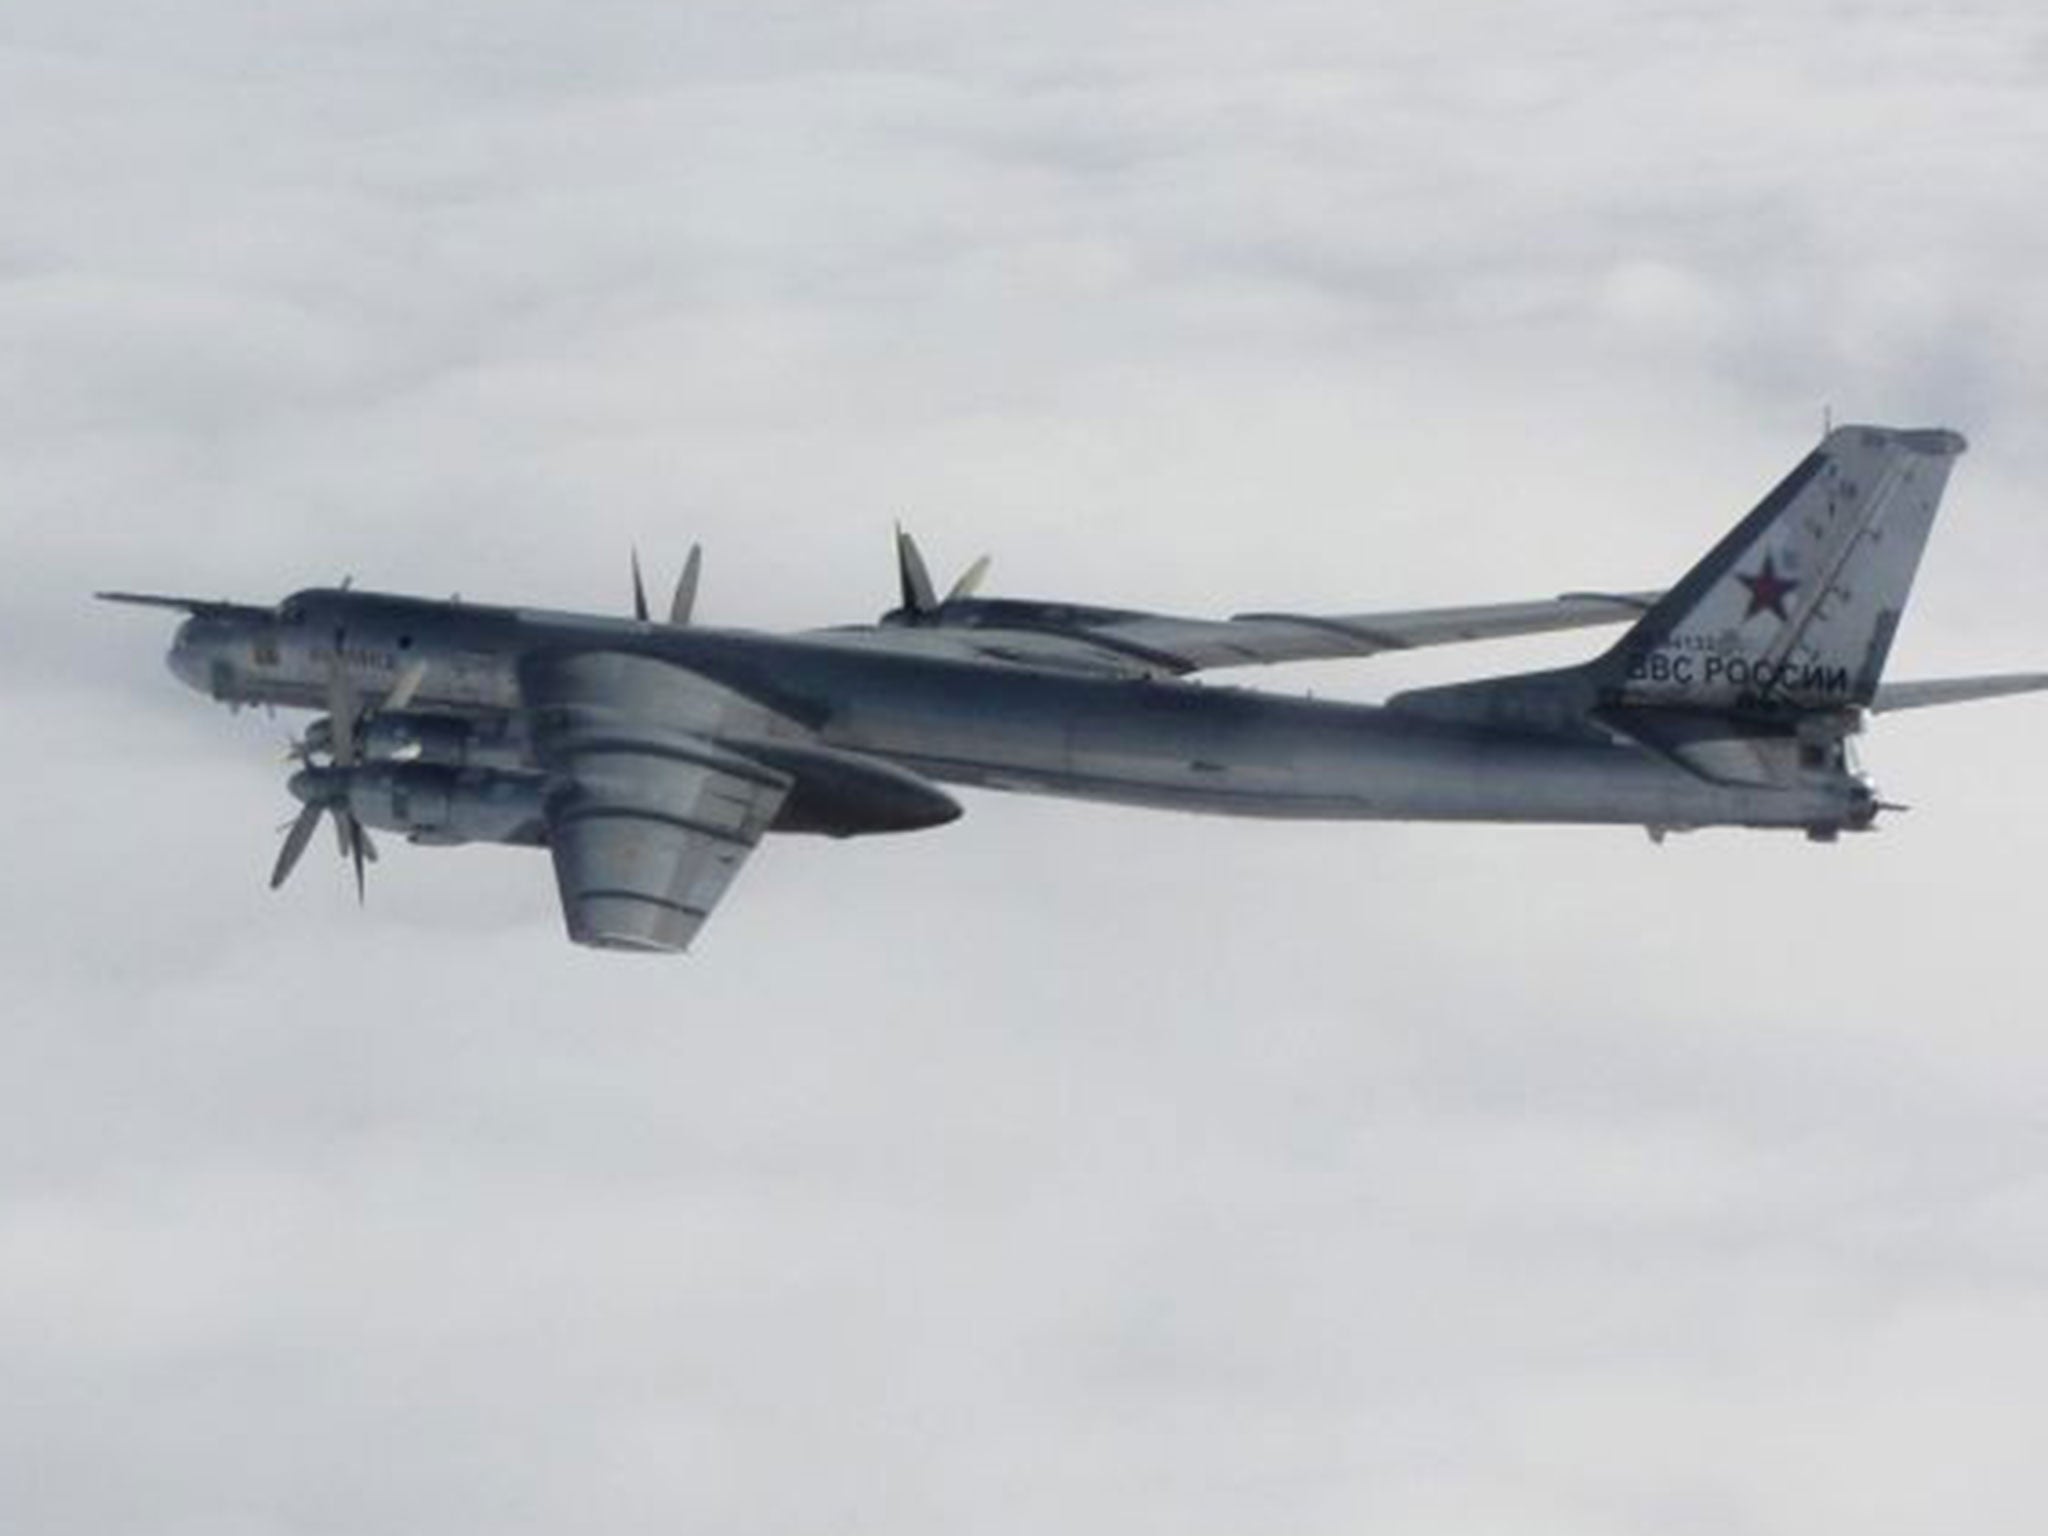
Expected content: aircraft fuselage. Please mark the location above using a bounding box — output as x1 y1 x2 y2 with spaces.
170 587 1866 837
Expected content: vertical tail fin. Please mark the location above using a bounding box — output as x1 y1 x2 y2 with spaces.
1595 425 1966 712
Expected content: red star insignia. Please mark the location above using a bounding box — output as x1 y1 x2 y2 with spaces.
1736 554 1799 622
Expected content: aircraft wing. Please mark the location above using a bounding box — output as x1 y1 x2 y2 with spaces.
823 590 1661 678
1108 590 1664 672
519 650 800 952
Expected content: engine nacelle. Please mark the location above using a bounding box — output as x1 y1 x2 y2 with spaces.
305 711 529 771
743 741 964 836
343 764 549 847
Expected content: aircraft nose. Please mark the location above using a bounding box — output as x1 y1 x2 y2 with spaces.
165 617 210 691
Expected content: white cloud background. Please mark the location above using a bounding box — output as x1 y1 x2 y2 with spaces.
5 2 2048 1532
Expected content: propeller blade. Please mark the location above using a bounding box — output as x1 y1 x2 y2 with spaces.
348 817 367 903
384 658 429 714
270 801 325 889
671 543 702 626
631 548 650 622
896 524 937 615
946 554 992 603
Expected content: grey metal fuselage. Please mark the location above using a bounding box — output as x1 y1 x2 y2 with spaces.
168 587 1863 836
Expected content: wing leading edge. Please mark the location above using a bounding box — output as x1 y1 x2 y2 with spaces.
822 590 1662 677
1135 590 1664 671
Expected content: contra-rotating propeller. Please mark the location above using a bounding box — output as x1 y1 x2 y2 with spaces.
270 766 379 901
893 526 990 622
284 651 429 764
271 649 426 900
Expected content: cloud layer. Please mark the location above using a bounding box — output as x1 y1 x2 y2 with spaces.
6 3 2048 1533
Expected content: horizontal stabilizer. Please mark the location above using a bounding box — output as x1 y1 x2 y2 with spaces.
1872 673 2048 714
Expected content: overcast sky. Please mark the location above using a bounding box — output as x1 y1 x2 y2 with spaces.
6 2 2048 1533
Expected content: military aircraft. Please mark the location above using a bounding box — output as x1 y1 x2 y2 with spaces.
103 424 2045 953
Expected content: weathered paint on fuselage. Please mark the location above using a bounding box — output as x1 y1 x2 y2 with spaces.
174 588 1864 835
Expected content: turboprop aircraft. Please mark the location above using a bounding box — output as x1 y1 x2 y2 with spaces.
102 424 2046 953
